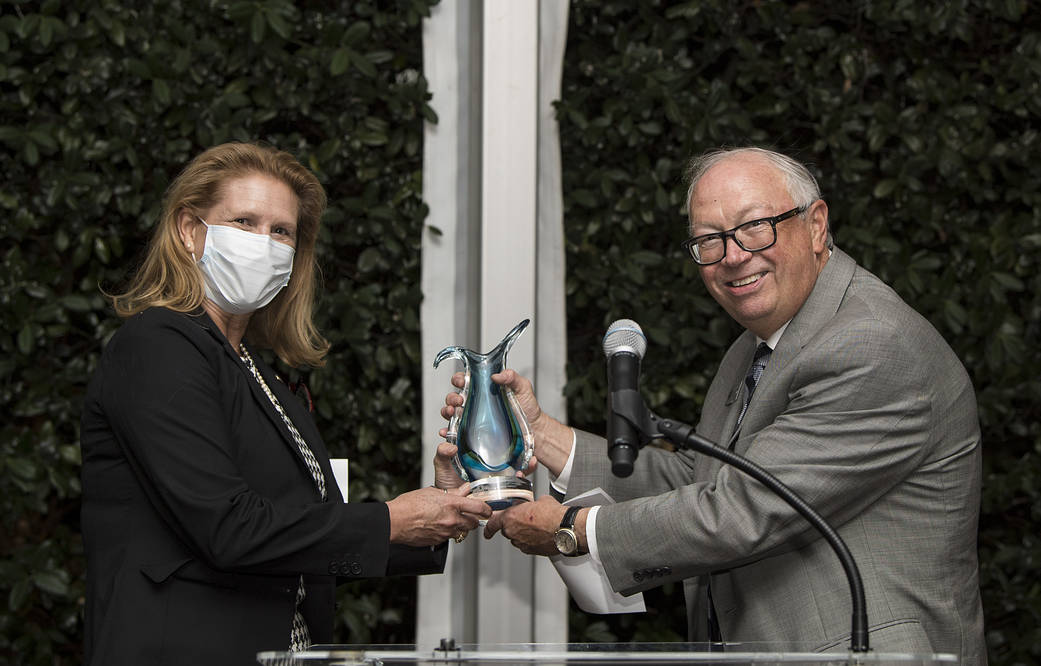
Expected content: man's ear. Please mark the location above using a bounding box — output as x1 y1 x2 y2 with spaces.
807 199 830 252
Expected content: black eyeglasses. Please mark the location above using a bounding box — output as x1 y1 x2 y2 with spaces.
682 205 809 266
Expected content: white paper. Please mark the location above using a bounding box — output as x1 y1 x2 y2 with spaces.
550 487 646 614
330 458 349 503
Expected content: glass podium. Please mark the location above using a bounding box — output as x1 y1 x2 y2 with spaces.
256 642 958 665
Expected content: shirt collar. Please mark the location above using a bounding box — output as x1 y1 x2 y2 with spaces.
757 320 791 351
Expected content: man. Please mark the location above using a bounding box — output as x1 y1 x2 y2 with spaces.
446 148 986 662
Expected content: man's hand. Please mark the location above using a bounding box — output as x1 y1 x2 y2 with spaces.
483 495 569 556
440 368 543 436
440 369 573 476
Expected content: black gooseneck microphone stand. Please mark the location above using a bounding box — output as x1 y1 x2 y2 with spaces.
609 386 870 654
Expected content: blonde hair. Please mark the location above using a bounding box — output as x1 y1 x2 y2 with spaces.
110 142 330 367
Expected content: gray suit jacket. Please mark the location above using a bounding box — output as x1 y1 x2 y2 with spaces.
567 248 986 663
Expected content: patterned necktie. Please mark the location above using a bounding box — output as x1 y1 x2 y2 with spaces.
239 345 326 652
736 342 772 429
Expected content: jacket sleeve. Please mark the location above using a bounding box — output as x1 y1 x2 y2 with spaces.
386 542 448 577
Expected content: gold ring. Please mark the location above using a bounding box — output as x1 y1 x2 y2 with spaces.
453 532 466 543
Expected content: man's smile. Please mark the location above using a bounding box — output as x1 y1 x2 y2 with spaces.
727 271 767 288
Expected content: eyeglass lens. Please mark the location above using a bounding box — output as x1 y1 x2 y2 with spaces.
693 221 776 263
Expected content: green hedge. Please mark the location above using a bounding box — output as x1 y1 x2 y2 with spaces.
0 1 437 663
556 1 1041 663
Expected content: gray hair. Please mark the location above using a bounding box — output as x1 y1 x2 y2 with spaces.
684 147 831 247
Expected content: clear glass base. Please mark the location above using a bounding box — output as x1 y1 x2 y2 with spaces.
469 476 534 510
259 641 959 665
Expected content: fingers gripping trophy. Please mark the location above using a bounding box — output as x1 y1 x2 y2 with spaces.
434 319 535 510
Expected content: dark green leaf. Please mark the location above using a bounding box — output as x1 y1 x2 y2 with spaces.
32 571 69 597
331 47 350 76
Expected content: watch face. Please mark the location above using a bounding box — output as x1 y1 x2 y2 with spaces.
554 528 578 555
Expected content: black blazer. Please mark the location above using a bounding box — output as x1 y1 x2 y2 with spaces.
80 307 445 665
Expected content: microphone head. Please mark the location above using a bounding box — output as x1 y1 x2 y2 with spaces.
602 319 647 359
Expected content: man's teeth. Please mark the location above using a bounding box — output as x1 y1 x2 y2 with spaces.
730 273 764 287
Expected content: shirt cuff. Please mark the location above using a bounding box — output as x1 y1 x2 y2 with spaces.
585 505 602 564
549 429 578 495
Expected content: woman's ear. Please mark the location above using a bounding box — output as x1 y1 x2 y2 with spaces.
176 209 200 253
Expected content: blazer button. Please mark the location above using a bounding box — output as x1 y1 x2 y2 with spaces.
633 571 644 582
350 562 362 576
328 563 339 575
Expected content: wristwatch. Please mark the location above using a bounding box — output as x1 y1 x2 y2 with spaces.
553 506 582 556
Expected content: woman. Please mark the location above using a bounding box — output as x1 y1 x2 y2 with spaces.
79 142 489 666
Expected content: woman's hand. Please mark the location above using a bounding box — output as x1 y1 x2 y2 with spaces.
386 484 492 546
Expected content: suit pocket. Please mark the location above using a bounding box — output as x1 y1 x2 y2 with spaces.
140 558 241 590
140 557 192 584
817 618 933 653
143 557 299 592
135 563 297 663
866 618 933 652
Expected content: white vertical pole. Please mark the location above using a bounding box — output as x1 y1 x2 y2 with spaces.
419 0 571 649
477 0 540 644
534 0 572 643
419 0 480 648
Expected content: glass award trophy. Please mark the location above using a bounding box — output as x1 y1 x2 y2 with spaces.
434 319 535 510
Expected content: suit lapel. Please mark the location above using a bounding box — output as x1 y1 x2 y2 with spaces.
724 345 754 451
778 248 856 353
696 332 755 478
197 311 335 499
730 248 858 454
240 345 339 501
253 355 342 502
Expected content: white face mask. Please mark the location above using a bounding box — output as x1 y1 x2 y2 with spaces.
195 219 295 315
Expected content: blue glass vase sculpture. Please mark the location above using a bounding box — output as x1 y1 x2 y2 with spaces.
434 319 535 510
